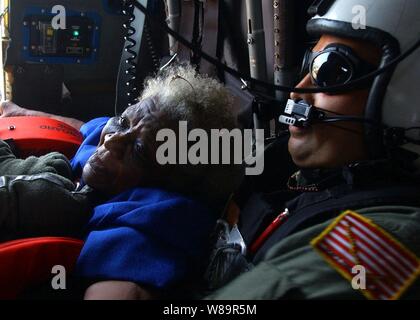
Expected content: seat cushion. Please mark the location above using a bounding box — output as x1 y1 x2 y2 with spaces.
0 237 83 299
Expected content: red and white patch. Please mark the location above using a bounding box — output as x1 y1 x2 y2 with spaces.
311 210 420 300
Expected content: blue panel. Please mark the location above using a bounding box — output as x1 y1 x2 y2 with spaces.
22 6 101 64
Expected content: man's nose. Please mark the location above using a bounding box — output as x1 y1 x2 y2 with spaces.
103 132 132 159
290 74 315 104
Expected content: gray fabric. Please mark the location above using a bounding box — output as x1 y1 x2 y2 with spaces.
0 139 91 241
0 140 73 179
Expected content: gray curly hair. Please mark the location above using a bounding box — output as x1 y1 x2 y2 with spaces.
140 64 244 207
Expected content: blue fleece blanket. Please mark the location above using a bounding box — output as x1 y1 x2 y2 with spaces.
71 118 216 289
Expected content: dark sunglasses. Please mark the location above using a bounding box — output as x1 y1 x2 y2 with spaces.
300 43 377 88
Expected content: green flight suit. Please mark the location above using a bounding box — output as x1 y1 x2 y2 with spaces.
206 205 420 300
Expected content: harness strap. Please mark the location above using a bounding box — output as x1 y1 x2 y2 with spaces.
190 0 204 68
248 185 420 262
215 0 226 82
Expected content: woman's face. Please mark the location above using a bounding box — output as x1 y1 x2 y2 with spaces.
82 98 163 195
288 35 381 169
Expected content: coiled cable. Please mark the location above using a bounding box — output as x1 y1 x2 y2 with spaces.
144 21 160 72
123 2 139 104
115 0 140 115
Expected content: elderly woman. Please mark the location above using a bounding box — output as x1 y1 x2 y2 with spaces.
0 64 243 299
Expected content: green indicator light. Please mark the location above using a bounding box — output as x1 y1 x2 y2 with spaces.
73 30 80 37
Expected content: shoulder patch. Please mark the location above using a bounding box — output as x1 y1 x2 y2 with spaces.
311 210 420 300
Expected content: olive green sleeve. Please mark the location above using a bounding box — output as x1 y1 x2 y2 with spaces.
206 207 420 300
0 173 91 241
0 140 72 179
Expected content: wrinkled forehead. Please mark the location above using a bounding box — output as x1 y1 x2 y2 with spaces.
122 97 158 120
101 97 160 137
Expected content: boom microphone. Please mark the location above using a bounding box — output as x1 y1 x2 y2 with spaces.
279 99 381 128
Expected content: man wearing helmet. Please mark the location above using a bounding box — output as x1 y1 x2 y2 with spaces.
206 0 420 300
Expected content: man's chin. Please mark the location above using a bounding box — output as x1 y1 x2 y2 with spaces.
288 141 314 168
